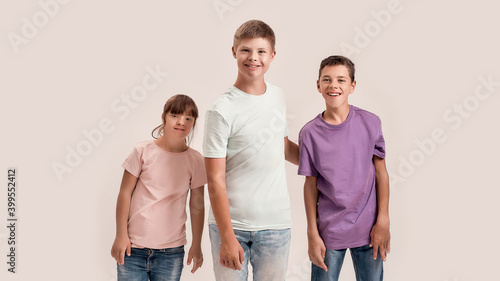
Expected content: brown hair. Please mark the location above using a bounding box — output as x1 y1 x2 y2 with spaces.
233 20 276 51
151 94 199 144
319 55 355 82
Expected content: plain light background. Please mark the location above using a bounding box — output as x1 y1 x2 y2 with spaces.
1 0 499 280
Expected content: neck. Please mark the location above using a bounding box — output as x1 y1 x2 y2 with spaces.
234 74 266 96
322 104 350 125
154 135 188 153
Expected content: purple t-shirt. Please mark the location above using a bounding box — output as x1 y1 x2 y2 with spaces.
298 105 386 250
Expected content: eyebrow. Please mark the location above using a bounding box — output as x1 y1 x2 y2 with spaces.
239 46 269 50
321 75 348 78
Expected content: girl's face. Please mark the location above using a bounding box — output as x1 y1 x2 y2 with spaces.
163 112 195 141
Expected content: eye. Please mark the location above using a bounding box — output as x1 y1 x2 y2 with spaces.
322 78 330 82
241 49 250 52
258 50 266 54
171 114 177 118
338 79 346 83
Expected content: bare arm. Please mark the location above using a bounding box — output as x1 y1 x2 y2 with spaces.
284 137 299 165
187 185 205 273
304 176 328 272
111 170 138 265
369 156 391 261
205 157 244 270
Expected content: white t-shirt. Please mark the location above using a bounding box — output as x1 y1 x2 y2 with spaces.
203 82 292 231
122 140 207 249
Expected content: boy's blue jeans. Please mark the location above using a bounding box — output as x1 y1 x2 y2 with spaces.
117 246 184 281
311 244 383 281
209 224 291 281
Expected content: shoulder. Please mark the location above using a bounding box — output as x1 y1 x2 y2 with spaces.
265 82 285 100
132 140 155 153
299 115 321 138
186 148 204 160
207 87 245 120
352 106 381 125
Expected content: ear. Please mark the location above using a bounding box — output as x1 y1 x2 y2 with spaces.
232 46 236 58
317 79 321 92
350 80 357 94
270 49 276 62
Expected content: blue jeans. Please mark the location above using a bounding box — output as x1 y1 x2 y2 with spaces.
117 246 184 281
311 244 383 281
209 224 291 281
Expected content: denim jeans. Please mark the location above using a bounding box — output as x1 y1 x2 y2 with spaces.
209 224 291 281
311 244 383 281
117 246 184 281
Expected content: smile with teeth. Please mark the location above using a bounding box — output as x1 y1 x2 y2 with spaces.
245 64 260 68
327 93 341 96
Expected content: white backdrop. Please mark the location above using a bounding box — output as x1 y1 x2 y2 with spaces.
1 0 499 280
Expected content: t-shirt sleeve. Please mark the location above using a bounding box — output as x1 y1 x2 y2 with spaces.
203 109 230 158
298 129 319 177
190 153 207 189
122 145 143 178
373 117 386 159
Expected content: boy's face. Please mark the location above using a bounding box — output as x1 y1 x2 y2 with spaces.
232 37 276 80
317 65 356 111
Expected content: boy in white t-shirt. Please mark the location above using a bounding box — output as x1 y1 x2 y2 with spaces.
203 20 299 281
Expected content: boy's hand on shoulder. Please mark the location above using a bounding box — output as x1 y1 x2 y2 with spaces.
220 236 244 270
308 233 328 272
369 217 391 262
187 245 203 273
111 235 131 265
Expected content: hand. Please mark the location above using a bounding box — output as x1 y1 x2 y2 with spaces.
187 245 203 273
369 218 391 261
111 235 132 265
308 233 328 272
220 236 244 270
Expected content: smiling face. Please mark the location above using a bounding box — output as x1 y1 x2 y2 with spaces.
232 37 276 81
317 65 356 111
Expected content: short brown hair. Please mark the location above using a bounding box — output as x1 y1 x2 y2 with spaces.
319 55 355 82
151 94 199 144
233 20 276 51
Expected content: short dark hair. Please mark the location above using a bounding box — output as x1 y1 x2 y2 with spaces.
319 55 355 82
233 20 276 51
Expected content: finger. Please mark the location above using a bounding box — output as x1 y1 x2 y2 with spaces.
379 244 387 262
118 250 125 265
318 260 328 272
372 244 379 260
126 244 131 257
239 248 245 266
187 254 192 265
387 240 391 254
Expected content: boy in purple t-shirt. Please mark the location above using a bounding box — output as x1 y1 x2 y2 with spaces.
298 55 390 281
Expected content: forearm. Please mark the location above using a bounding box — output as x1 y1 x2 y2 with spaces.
284 137 299 165
209 183 234 239
374 157 390 221
304 176 320 237
189 188 205 246
115 192 131 237
205 158 235 241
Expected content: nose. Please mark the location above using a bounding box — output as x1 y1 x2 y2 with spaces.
248 51 257 61
177 118 184 126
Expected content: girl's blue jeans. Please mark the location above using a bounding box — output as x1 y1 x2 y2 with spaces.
117 246 184 281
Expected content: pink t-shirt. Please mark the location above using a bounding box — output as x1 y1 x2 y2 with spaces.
122 140 207 249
